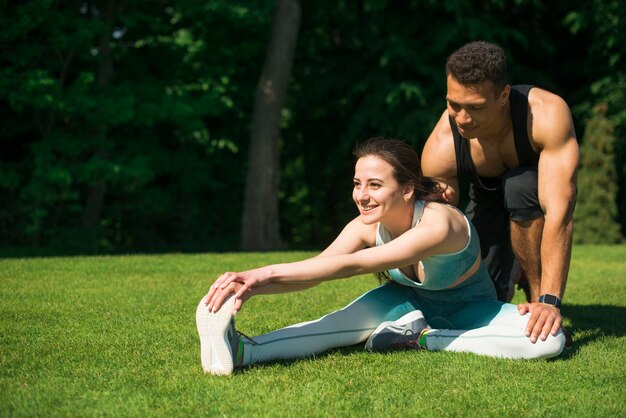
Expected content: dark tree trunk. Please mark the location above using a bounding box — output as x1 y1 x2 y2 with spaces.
82 1 116 250
240 0 301 251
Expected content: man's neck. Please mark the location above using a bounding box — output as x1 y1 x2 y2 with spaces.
476 105 513 144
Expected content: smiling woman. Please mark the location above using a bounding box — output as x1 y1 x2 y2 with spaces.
196 138 566 376
351 139 443 231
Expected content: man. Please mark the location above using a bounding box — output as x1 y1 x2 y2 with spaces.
421 41 578 344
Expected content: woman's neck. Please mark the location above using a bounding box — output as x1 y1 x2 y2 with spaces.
382 200 416 240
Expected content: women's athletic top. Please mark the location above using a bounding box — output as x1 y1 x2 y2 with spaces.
376 200 482 290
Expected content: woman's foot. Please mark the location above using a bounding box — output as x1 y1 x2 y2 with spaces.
196 294 243 375
365 310 429 351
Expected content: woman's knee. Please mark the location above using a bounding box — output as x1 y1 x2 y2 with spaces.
491 311 565 359
524 330 566 359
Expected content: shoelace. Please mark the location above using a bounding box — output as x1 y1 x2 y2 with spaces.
237 330 259 345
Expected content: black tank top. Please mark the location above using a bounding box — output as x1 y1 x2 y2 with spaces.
449 84 539 193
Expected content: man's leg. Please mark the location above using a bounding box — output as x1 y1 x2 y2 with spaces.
503 167 544 302
466 185 517 302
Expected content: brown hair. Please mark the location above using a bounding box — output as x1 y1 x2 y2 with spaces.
353 138 444 200
445 41 507 94
353 137 445 283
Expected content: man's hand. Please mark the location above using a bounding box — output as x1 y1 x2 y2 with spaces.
517 302 562 343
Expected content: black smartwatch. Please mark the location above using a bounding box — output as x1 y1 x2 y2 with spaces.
538 294 562 308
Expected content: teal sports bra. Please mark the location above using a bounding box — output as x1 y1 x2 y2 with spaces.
376 200 481 290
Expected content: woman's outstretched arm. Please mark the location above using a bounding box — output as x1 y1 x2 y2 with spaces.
207 205 464 312
205 216 373 312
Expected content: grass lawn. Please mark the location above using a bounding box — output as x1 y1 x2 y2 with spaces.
1 246 625 417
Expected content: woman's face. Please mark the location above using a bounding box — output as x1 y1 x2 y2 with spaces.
352 155 411 225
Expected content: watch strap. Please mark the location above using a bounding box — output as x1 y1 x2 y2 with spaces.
539 294 561 308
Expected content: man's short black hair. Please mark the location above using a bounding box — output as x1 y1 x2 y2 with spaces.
445 41 507 93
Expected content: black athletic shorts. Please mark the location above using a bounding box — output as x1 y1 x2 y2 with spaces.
465 167 542 301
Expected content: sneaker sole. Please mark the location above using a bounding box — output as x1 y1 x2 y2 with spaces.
196 297 212 372
196 294 236 375
365 310 426 350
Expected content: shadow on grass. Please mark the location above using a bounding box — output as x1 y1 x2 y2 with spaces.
560 304 626 354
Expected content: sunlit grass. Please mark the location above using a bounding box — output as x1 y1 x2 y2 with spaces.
1 246 625 417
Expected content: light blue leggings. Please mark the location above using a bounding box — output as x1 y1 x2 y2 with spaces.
242 273 565 364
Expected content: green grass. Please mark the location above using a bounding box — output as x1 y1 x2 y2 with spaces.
1 246 625 417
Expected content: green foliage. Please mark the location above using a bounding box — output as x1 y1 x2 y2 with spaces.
279 0 599 247
564 0 626 239
574 104 623 244
0 1 272 252
1 247 625 416
0 0 624 252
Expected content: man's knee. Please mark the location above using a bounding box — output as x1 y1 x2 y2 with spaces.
502 167 543 222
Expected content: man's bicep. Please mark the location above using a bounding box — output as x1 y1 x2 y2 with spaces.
421 112 461 204
533 94 579 214
420 156 458 205
537 139 579 215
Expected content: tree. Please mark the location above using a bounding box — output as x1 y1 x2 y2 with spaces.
0 1 270 253
82 0 117 250
564 0 626 237
1 0 623 254
573 103 623 244
278 0 585 248
240 0 301 250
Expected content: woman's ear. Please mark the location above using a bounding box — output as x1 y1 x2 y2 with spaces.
403 184 415 202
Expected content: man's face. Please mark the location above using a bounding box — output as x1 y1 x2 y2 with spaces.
445 75 508 139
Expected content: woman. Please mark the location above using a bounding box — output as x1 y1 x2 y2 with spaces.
197 138 565 375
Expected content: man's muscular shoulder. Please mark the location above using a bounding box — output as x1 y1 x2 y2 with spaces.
422 111 458 178
528 88 577 151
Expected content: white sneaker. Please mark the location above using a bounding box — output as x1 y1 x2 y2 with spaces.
365 310 429 351
196 294 242 375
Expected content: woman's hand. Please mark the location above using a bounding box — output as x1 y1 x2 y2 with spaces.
205 268 271 313
205 280 252 314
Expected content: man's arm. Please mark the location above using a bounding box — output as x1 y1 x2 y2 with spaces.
421 111 460 205
521 90 579 342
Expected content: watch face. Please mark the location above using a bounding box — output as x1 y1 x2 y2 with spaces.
540 294 560 307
